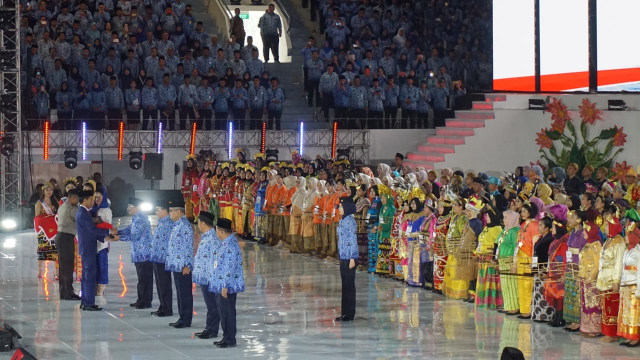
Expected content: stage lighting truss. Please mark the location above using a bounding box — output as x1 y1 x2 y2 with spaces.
0 4 21 230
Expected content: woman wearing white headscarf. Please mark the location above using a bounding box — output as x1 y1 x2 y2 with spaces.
302 178 318 254
289 176 307 253
393 28 407 48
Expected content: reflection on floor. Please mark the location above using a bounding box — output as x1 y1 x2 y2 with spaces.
0 222 637 359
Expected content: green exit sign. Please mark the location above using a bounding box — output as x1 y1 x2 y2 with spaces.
239 14 249 19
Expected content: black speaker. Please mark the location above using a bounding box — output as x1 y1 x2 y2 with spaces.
144 153 163 180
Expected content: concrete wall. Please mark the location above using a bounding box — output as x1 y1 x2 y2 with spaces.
442 94 640 175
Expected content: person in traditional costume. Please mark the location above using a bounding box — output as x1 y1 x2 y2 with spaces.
531 216 555 322
461 197 483 302
354 184 371 268
545 212 569 327
475 202 504 308
433 198 452 293
420 198 438 289
35 182 60 278
264 170 280 246
182 155 199 220
443 197 469 299
302 178 318 255
596 204 625 342
252 170 270 243
564 210 587 332
375 185 396 274
312 180 327 256
209 165 224 221
232 165 246 233
579 221 604 336
389 198 409 279
289 176 307 253
497 210 521 315
280 176 297 249
241 167 256 239
513 202 539 318
617 210 640 347
218 163 236 227
406 196 428 287
320 179 337 257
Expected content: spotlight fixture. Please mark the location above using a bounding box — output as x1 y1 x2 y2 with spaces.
129 151 143 170
1 218 17 230
140 202 153 212
0 136 14 156
265 148 279 162
64 148 78 169
336 147 351 161
608 100 626 111
528 99 547 110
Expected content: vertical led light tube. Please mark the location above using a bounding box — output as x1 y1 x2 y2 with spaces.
43 121 50 160
299 122 304 156
331 121 338 159
157 121 163 153
118 121 124 160
82 122 87 160
228 122 234 160
189 122 197 155
261 121 266 153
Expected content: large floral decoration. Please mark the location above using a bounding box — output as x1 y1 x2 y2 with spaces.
536 98 627 170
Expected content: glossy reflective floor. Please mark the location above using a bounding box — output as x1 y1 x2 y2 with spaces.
1 220 638 359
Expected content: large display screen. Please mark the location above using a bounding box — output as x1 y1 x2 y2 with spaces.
597 0 640 91
539 0 589 91
492 0 535 91
493 0 640 92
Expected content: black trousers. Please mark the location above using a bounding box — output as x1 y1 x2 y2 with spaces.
368 110 383 129
434 109 446 127
423 261 434 289
267 109 281 130
349 108 366 129
179 106 196 130
384 106 398 129
339 259 356 318
173 271 193 326
334 107 348 127
417 111 429 129
216 292 237 344
199 108 212 130
153 262 173 315
321 92 333 121
201 284 220 333
56 232 76 298
57 112 73 130
401 109 417 129
142 108 158 130
127 110 140 128
107 108 122 130
232 108 246 130
307 79 319 107
135 261 154 306
261 34 279 62
215 112 228 130
249 108 264 130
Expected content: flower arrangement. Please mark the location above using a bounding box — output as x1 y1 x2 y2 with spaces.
536 98 627 170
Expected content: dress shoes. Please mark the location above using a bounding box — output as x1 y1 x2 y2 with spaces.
80 304 102 311
151 311 173 317
171 323 190 328
214 340 224 346
135 303 152 309
169 321 181 327
215 341 236 348
195 330 217 339
130 302 140 307
63 294 81 300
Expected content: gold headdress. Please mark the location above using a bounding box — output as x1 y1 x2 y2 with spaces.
254 153 265 159
410 187 426 202
186 154 197 161
377 184 393 198
62 177 78 187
